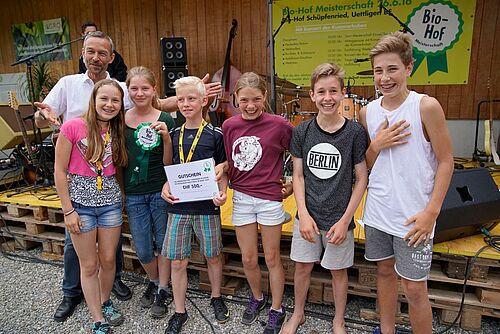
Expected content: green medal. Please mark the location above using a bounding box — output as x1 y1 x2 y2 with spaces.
134 123 160 151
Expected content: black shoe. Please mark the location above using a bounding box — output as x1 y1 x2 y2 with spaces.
210 296 230 323
165 312 188 334
263 308 286 334
150 289 170 318
140 281 157 308
112 279 132 301
53 295 83 322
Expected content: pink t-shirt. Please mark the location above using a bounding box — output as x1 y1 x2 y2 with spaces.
222 112 293 202
60 118 116 177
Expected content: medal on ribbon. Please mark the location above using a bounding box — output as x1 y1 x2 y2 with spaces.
134 123 160 150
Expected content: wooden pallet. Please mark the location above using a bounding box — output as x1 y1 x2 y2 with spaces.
198 270 243 295
0 211 65 235
185 239 500 331
3 203 48 221
0 225 64 253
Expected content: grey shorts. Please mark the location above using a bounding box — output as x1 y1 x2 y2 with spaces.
364 225 433 281
290 219 354 270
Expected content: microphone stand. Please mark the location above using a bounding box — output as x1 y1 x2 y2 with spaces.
8 36 82 195
267 2 290 114
380 2 415 35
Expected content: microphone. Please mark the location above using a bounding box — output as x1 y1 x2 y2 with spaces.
354 57 370 63
379 0 383 14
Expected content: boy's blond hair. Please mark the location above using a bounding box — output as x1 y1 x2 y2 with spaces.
370 32 414 67
174 76 206 97
310 63 345 91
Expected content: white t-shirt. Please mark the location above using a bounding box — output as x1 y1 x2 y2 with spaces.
362 91 438 238
43 71 131 121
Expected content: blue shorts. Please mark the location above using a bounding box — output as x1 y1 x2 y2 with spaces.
73 202 123 233
125 192 169 264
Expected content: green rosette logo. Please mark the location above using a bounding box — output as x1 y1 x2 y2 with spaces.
203 161 212 173
134 123 160 151
406 0 463 76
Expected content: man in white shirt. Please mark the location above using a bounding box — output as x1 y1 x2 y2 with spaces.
34 31 220 322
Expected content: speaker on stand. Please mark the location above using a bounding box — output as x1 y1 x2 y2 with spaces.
161 37 188 127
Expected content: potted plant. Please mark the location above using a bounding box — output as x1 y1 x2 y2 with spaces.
22 61 59 102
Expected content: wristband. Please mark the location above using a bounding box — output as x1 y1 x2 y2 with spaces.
63 208 75 216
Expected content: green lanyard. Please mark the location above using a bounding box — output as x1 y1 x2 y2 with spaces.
179 120 207 163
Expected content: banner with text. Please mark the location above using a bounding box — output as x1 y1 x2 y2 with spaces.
12 17 72 62
273 0 476 86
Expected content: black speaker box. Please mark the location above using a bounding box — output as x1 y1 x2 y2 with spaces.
435 168 500 243
163 66 188 97
160 37 187 66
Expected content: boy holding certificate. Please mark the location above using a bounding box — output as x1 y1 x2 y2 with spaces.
161 76 229 334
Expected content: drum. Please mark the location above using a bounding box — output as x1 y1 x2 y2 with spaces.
338 95 367 121
290 111 317 126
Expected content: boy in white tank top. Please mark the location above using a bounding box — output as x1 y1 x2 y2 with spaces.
359 32 453 334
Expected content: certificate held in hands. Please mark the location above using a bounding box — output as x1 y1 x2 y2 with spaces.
164 158 220 203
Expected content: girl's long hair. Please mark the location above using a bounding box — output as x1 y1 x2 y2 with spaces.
83 79 128 167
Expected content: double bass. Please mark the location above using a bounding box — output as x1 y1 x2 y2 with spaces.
209 19 241 125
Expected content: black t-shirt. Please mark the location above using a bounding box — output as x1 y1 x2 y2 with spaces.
168 123 226 215
289 118 367 231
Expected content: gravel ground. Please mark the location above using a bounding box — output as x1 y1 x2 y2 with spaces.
0 249 498 334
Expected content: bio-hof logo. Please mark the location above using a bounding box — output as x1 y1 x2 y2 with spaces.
407 0 463 76
306 143 341 180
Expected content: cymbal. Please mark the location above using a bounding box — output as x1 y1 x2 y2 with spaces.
356 69 374 76
277 87 310 98
258 74 297 88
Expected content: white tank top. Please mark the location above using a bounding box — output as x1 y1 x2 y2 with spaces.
363 91 437 238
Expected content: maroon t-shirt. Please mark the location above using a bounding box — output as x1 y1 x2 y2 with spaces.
222 112 293 202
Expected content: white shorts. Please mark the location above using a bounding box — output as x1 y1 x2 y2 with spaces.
290 219 354 270
231 190 285 227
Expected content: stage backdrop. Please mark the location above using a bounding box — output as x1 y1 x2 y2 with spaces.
0 0 497 120
273 0 476 86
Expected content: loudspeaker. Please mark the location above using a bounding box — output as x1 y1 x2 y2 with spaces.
160 37 187 66
163 66 188 97
435 168 500 243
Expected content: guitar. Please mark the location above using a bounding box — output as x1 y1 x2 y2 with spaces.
484 79 500 164
8 91 39 183
209 19 241 125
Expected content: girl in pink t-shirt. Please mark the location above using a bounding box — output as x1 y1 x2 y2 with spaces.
54 79 127 334
222 72 293 332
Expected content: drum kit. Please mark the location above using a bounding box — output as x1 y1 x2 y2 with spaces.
262 69 377 126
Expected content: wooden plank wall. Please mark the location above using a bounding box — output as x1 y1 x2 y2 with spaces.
0 0 498 120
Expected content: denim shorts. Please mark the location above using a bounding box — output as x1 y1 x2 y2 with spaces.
73 201 123 233
125 192 169 264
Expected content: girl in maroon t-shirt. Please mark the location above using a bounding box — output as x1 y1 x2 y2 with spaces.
222 72 293 333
